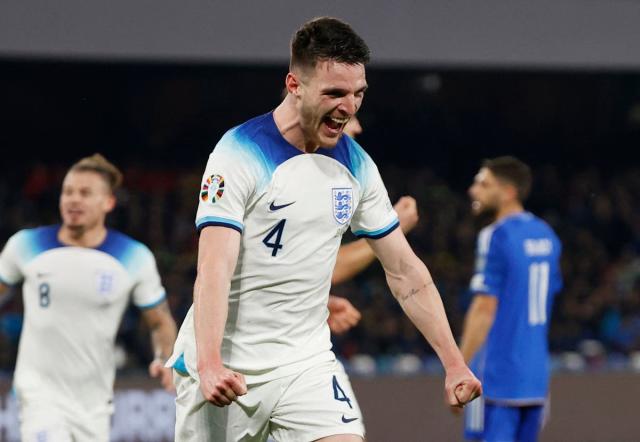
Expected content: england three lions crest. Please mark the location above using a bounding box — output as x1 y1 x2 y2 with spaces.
332 188 353 225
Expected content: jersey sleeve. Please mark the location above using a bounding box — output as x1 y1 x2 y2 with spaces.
469 227 506 298
0 232 26 286
195 131 259 234
131 245 166 309
349 152 399 239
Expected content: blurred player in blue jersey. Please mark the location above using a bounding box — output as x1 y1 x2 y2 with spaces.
168 17 480 442
459 156 563 442
0 154 177 442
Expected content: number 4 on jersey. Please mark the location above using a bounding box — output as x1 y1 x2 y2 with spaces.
332 375 353 409
263 219 286 257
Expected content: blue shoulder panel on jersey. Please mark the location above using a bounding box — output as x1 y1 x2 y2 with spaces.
229 113 302 176
196 216 243 234
316 135 369 186
353 219 400 239
223 113 372 188
97 229 149 272
18 225 64 264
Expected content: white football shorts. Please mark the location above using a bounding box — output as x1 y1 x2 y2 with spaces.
174 358 365 441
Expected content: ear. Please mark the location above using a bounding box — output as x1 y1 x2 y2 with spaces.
504 183 519 202
285 72 301 97
104 194 117 213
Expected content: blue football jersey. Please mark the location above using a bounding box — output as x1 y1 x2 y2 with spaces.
469 212 562 404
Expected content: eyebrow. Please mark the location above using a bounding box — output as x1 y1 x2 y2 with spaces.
322 85 369 96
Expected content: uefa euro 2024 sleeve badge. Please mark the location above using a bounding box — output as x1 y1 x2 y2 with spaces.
201 174 225 204
332 188 353 225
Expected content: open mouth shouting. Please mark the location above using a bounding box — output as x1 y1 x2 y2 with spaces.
322 115 350 137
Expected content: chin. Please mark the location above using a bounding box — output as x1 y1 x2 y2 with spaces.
63 221 85 230
473 208 498 223
318 136 341 148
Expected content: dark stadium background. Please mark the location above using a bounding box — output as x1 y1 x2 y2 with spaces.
1 1 640 440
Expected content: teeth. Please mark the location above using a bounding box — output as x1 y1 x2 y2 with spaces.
329 117 349 124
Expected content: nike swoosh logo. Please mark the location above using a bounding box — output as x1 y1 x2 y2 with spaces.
341 415 359 423
269 201 295 211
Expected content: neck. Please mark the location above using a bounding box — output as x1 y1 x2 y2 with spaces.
273 96 319 153
495 201 524 222
58 223 107 248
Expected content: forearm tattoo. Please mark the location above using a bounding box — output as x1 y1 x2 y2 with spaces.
399 281 435 302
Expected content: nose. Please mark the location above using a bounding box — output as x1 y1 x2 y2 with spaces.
339 95 358 116
468 184 476 199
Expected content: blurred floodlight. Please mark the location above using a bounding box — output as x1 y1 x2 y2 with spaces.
349 354 377 377
561 351 586 372
391 353 423 376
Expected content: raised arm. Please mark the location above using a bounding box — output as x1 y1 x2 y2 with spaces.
195 226 247 407
141 300 178 391
367 228 481 407
332 196 419 285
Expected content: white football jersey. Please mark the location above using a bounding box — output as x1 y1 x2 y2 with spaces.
0 226 166 417
168 112 398 384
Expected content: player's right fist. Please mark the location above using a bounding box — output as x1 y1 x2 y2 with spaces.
393 196 419 234
444 364 482 408
199 365 247 407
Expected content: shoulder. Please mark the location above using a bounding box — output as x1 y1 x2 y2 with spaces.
97 229 154 267
213 113 300 178
517 212 560 239
316 135 375 186
530 213 562 250
477 223 503 254
5 225 62 256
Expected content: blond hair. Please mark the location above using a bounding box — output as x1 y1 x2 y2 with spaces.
69 153 123 192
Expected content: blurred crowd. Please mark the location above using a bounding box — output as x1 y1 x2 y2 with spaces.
0 162 639 373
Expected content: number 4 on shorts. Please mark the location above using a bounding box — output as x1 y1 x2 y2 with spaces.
332 375 353 409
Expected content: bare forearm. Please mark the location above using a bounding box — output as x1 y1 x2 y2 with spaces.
150 318 177 361
332 240 376 285
459 301 495 364
194 274 230 370
387 260 465 371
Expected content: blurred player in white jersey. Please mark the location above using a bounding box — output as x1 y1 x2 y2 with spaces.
168 17 480 442
0 154 177 442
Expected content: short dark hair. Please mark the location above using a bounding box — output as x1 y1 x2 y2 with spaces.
290 17 370 71
483 156 532 201
69 153 123 192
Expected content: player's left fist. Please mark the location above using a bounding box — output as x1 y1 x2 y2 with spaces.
393 196 419 234
444 365 482 408
149 358 176 393
327 295 361 335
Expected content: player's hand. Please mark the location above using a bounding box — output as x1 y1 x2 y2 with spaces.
327 295 361 335
393 196 419 234
149 358 176 393
444 365 482 408
198 364 247 407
